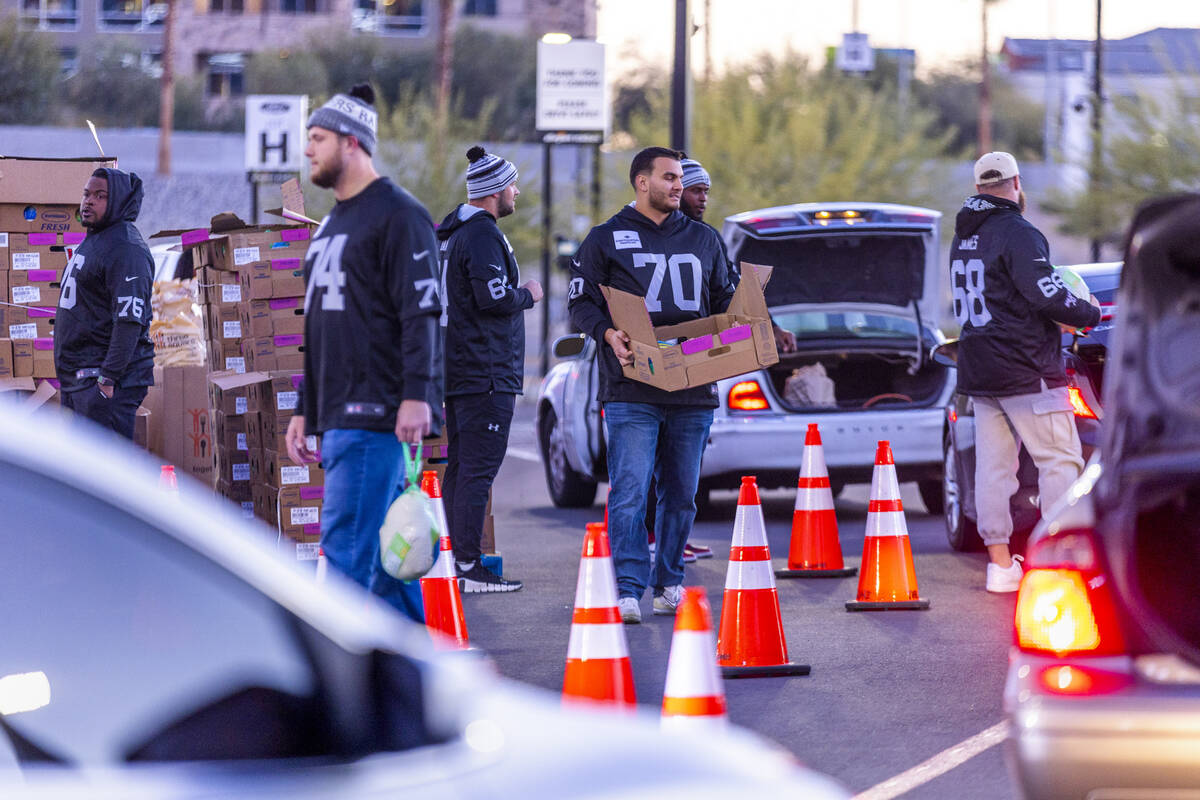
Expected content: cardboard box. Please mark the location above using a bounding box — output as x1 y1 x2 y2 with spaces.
0 231 9 267
209 371 269 416
263 447 324 489
133 405 150 450
240 297 305 338
158 365 217 486
0 338 12 378
600 263 778 392
142 380 164 457
0 156 114 233
7 306 55 340
0 271 8 312
238 262 273 301
207 303 243 341
278 484 323 535
258 408 292 449
216 446 252 486
33 377 59 407
218 478 254 505
10 268 62 307
8 233 70 272
269 257 306 297
12 338 54 378
246 336 304 373
213 409 251 453
199 266 243 306
249 370 301 416
209 347 247 374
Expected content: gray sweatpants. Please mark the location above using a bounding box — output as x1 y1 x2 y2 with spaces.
972 382 1085 546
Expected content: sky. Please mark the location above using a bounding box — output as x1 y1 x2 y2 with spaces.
595 0 1200 78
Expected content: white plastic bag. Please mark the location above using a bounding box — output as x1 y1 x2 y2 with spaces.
378 443 440 580
783 363 837 408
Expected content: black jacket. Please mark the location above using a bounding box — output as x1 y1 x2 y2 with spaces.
950 194 1102 397
298 178 443 435
568 205 737 407
54 168 155 392
436 204 533 396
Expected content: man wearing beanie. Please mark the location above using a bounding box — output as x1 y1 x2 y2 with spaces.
435 146 541 592
950 151 1100 593
286 83 443 623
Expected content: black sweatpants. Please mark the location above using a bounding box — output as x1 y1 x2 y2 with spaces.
62 382 148 440
443 391 516 565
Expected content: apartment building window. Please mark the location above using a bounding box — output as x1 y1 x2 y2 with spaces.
59 48 79 76
280 0 322 11
20 0 79 30
205 53 246 97
463 0 496 14
209 0 245 13
352 0 426 36
100 0 167 30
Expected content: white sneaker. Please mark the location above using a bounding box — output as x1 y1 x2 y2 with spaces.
618 596 642 624
986 555 1024 593
653 585 683 615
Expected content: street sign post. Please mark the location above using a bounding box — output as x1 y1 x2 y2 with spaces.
244 94 308 221
836 32 875 73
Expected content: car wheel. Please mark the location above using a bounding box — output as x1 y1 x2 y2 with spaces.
943 436 983 551
539 407 598 508
918 479 944 515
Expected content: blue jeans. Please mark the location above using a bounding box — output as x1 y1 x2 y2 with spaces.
320 428 425 623
603 402 713 599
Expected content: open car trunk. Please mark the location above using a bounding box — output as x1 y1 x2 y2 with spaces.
765 346 949 412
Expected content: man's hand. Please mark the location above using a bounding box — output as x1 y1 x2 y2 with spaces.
396 400 432 444
604 327 633 366
522 279 544 303
286 415 317 464
97 382 114 400
773 324 797 354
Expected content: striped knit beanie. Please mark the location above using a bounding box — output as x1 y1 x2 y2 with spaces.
307 84 378 155
466 146 518 200
680 157 711 189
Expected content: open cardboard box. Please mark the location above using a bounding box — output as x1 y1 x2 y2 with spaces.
600 263 778 391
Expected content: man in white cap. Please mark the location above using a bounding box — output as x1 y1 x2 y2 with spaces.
949 152 1101 592
286 83 443 622
435 146 542 592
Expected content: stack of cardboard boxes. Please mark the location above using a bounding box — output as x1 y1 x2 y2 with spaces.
0 156 114 398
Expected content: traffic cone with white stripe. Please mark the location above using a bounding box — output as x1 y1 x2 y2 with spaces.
662 587 727 731
846 441 931 611
563 522 636 705
315 548 328 583
419 471 470 649
776 423 856 579
716 476 810 678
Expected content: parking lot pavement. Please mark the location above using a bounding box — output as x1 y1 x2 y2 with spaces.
461 401 1016 799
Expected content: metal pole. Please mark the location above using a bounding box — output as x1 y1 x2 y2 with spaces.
978 0 992 156
541 142 552 377
671 0 692 152
156 0 175 176
1090 0 1103 262
591 143 602 223
248 173 257 224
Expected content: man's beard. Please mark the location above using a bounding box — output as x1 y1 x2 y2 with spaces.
648 185 679 214
311 154 344 189
498 196 515 218
1018 190 1027 214
680 199 703 221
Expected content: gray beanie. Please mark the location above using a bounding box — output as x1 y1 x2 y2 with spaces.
307 88 378 155
466 146 518 200
680 158 711 189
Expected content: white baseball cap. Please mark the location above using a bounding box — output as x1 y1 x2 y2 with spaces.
973 151 1020 185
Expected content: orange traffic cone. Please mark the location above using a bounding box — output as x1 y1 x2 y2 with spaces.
563 522 636 706
716 476 810 678
159 465 178 491
420 471 470 649
661 587 727 730
776 424 856 579
846 441 931 611
315 547 328 583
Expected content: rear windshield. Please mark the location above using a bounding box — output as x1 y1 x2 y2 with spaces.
772 310 920 343
733 232 926 309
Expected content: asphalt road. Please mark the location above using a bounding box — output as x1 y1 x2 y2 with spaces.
462 400 1017 800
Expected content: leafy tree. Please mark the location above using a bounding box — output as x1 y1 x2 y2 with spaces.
63 37 160 128
449 25 538 140
0 13 61 124
247 49 329 98
1043 90 1200 247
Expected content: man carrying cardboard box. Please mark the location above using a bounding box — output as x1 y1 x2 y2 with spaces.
54 168 155 439
567 146 738 625
285 84 442 624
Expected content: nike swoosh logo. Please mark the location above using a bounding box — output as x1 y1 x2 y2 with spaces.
571 259 580 268
125 276 137 282
1034 257 1048 262
490 264 503 272
413 250 429 260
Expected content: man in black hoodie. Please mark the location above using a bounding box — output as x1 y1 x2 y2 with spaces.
55 168 155 439
950 152 1102 593
436 146 541 592
569 146 737 624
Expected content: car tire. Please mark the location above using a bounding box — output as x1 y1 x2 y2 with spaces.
943 436 984 552
918 479 944 515
539 407 598 508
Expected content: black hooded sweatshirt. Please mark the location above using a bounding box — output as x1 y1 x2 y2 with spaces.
568 204 737 407
436 204 533 396
950 194 1102 397
54 168 155 392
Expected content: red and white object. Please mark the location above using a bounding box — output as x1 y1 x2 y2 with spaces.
777 423 855 578
420 471 469 650
662 586 727 731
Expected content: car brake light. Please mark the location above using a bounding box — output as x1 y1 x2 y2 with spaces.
1100 303 1116 322
1067 386 1099 419
1015 530 1126 657
1036 664 1131 695
728 380 769 411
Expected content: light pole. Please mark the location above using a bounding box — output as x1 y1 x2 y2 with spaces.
671 0 692 153
1090 0 1103 262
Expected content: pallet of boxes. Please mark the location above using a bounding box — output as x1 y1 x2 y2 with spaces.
0 156 114 409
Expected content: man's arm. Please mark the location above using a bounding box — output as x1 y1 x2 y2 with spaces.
99 243 153 387
1009 230 1102 330
706 230 738 314
567 231 618 347
463 231 535 314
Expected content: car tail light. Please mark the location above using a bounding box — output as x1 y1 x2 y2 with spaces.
1067 386 1099 419
1099 302 1116 322
1036 664 1131 695
1015 529 1126 657
728 380 769 411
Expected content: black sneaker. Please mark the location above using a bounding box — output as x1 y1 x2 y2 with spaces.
457 562 523 593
